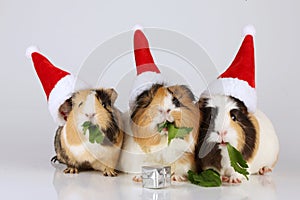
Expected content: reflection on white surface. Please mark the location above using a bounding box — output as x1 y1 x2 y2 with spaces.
1 160 297 200
52 163 278 200
218 175 277 200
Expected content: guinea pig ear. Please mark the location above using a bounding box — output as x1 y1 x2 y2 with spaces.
106 88 118 105
198 97 209 109
168 85 195 101
230 96 248 115
58 97 73 121
135 83 163 108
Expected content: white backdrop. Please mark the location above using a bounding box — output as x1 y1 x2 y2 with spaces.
0 0 299 198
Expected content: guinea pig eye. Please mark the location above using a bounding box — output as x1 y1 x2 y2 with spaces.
172 97 181 107
231 114 236 121
230 110 238 121
102 102 107 109
78 102 83 107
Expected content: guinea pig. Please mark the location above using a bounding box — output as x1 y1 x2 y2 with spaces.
51 88 124 176
195 95 279 183
120 83 200 181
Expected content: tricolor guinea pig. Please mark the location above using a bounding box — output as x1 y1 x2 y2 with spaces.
195 95 279 183
51 88 124 176
128 83 200 181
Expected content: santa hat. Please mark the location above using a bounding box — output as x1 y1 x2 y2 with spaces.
202 25 257 113
26 46 89 125
129 26 164 109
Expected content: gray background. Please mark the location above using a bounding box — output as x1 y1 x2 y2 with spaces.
0 0 299 199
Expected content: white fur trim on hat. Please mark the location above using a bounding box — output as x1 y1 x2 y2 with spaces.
129 72 164 110
48 74 89 125
202 78 257 113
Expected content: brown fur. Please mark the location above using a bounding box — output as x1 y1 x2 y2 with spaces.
195 96 260 174
53 88 123 175
231 112 260 163
131 85 200 152
247 114 260 163
168 85 200 151
65 111 82 146
58 98 72 121
131 87 168 149
130 84 200 179
230 117 245 152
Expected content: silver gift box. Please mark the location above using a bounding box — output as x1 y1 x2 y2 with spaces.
142 166 171 189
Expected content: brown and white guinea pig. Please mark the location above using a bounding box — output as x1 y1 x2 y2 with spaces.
195 95 279 183
123 83 200 181
51 88 124 176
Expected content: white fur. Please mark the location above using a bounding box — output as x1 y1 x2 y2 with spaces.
248 110 279 174
200 95 244 176
200 95 279 178
219 145 231 174
74 91 105 161
118 131 192 173
205 95 239 148
199 95 245 180
118 99 192 174
62 126 86 158
62 91 121 168
75 91 97 129
202 77 257 113
152 92 177 125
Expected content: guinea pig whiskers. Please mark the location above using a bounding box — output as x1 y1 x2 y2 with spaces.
236 137 251 152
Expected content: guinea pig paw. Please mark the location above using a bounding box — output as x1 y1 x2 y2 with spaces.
171 174 187 182
222 172 243 184
259 166 272 175
132 175 142 182
103 168 118 177
63 167 79 174
221 176 230 182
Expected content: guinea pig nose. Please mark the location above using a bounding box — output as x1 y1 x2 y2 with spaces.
218 131 227 136
85 113 96 118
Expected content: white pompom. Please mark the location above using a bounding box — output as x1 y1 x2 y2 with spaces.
132 24 143 31
242 25 256 36
26 45 40 59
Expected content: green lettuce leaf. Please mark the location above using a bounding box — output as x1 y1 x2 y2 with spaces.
188 143 249 187
227 143 249 180
157 121 168 132
188 169 222 187
82 121 91 135
167 124 192 145
157 121 193 145
82 121 104 144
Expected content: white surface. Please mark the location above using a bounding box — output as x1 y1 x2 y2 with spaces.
1 0 299 199
1 163 299 199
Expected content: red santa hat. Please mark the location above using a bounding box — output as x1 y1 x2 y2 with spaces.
202 25 257 113
129 26 164 109
26 46 89 125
